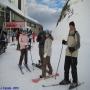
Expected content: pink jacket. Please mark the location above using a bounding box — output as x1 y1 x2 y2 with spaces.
19 34 29 50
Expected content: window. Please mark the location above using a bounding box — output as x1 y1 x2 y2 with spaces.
11 12 15 20
0 12 4 18
18 0 21 10
6 12 10 22
0 5 5 11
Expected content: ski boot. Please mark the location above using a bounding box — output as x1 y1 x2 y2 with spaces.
40 75 46 78
69 82 78 89
59 79 71 85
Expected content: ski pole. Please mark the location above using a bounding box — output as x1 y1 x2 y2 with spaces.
55 44 63 79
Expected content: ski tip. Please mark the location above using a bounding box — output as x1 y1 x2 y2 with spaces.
32 78 40 83
32 80 38 83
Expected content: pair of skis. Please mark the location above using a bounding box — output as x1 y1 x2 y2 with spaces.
32 63 60 83
32 73 59 83
42 82 84 90
18 65 31 75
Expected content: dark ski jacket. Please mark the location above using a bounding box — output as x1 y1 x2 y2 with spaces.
37 31 46 48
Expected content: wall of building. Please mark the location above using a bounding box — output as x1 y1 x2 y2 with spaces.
14 0 18 9
11 12 25 21
21 0 27 15
8 0 18 8
9 0 27 15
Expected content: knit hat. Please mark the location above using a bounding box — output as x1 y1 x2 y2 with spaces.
69 21 75 27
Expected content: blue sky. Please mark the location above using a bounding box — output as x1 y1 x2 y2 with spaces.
27 0 65 30
34 0 64 9
28 0 65 9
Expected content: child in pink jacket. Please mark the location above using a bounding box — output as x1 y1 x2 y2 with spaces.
18 30 29 67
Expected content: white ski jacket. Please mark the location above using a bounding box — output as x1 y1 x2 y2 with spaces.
66 31 80 57
44 38 52 57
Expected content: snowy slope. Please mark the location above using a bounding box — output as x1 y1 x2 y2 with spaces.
0 0 90 90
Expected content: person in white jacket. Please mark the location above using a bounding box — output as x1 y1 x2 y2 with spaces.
40 31 53 78
59 21 80 89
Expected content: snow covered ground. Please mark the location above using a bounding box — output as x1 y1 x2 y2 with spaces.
0 40 90 90
0 42 64 90
0 0 90 90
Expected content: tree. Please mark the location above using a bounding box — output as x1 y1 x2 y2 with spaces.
57 0 70 26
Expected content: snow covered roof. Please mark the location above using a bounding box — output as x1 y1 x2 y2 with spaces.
0 0 41 25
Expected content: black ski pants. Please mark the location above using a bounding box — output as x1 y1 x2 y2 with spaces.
19 49 28 66
64 56 78 83
39 46 44 64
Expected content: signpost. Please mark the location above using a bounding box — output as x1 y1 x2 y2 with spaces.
4 21 25 28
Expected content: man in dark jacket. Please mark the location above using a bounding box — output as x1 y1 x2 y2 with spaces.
37 30 46 66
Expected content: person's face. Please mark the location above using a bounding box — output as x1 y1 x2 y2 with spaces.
22 31 26 35
69 25 75 31
46 33 49 38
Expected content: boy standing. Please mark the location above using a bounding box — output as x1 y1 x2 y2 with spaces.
59 21 80 88
40 32 53 78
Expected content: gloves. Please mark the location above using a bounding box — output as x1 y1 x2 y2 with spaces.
25 45 28 49
68 47 75 53
44 53 47 58
62 40 67 45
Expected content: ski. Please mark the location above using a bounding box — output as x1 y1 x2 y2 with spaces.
24 65 31 72
42 83 60 87
32 73 59 83
42 82 71 87
18 65 24 75
68 82 84 90
32 63 49 73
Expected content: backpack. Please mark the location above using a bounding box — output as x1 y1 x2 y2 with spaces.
69 30 80 49
73 31 80 49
